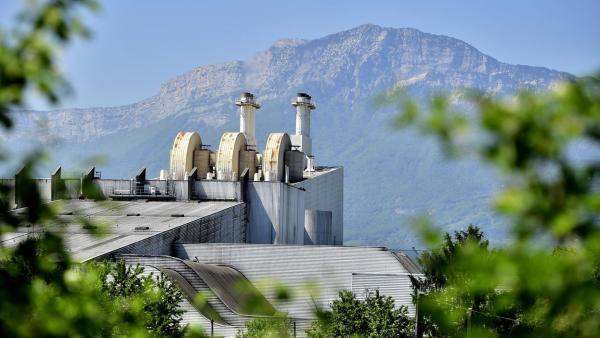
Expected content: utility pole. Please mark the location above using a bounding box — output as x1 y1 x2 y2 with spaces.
466 307 472 337
414 290 424 338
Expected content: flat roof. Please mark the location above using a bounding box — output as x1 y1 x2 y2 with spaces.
2 200 242 261
301 166 341 179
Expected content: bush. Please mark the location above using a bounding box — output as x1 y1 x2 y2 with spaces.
308 289 414 337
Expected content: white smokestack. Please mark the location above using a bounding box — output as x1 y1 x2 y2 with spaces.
236 92 260 149
291 93 316 158
293 93 315 138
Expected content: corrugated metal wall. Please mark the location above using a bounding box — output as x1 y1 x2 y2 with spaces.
351 273 415 315
94 179 132 196
304 210 332 245
246 182 304 245
293 168 343 245
63 178 82 199
194 181 240 201
174 180 189 200
34 179 52 202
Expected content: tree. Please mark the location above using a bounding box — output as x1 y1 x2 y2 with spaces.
381 74 600 337
95 260 186 337
308 290 414 337
236 315 294 338
413 225 526 337
417 224 489 291
0 2 206 337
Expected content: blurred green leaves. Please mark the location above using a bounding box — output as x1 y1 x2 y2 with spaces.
0 1 198 337
0 0 99 127
381 74 600 337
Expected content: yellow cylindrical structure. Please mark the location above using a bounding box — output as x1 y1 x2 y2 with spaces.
215 132 247 181
263 133 291 182
169 131 202 180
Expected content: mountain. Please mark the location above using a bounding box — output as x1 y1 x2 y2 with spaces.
7 24 571 248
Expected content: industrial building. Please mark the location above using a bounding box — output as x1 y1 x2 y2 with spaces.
2 93 420 337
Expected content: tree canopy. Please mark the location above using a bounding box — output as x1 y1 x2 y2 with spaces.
381 74 600 337
307 289 414 337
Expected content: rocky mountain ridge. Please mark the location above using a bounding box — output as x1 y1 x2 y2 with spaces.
9 24 572 247
14 24 568 140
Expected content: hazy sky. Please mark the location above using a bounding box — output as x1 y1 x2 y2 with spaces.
1 0 599 109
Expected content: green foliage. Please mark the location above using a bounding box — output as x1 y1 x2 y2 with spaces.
417 225 489 291
308 290 414 338
94 260 186 337
0 2 208 337
236 315 294 338
414 225 524 337
383 75 600 337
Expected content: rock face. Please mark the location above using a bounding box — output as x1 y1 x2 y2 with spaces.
10 24 571 248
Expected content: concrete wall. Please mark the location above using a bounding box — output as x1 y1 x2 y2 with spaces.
246 182 304 245
293 167 343 245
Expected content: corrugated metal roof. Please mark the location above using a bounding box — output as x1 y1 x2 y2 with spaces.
121 254 300 337
1 200 243 261
392 251 423 275
174 243 418 320
184 261 276 316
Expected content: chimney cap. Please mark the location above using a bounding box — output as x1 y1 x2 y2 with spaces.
236 92 260 108
292 92 316 109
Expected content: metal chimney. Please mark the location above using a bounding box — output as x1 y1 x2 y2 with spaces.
292 92 315 138
291 93 316 161
236 92 260 149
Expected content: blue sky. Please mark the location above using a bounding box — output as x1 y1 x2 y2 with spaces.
1 0 599 109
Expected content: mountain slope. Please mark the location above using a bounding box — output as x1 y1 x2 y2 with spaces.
9 24 571 248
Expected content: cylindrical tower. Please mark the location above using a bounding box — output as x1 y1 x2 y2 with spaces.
292 92 315 138
236 92 260 149
169 131 202 180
